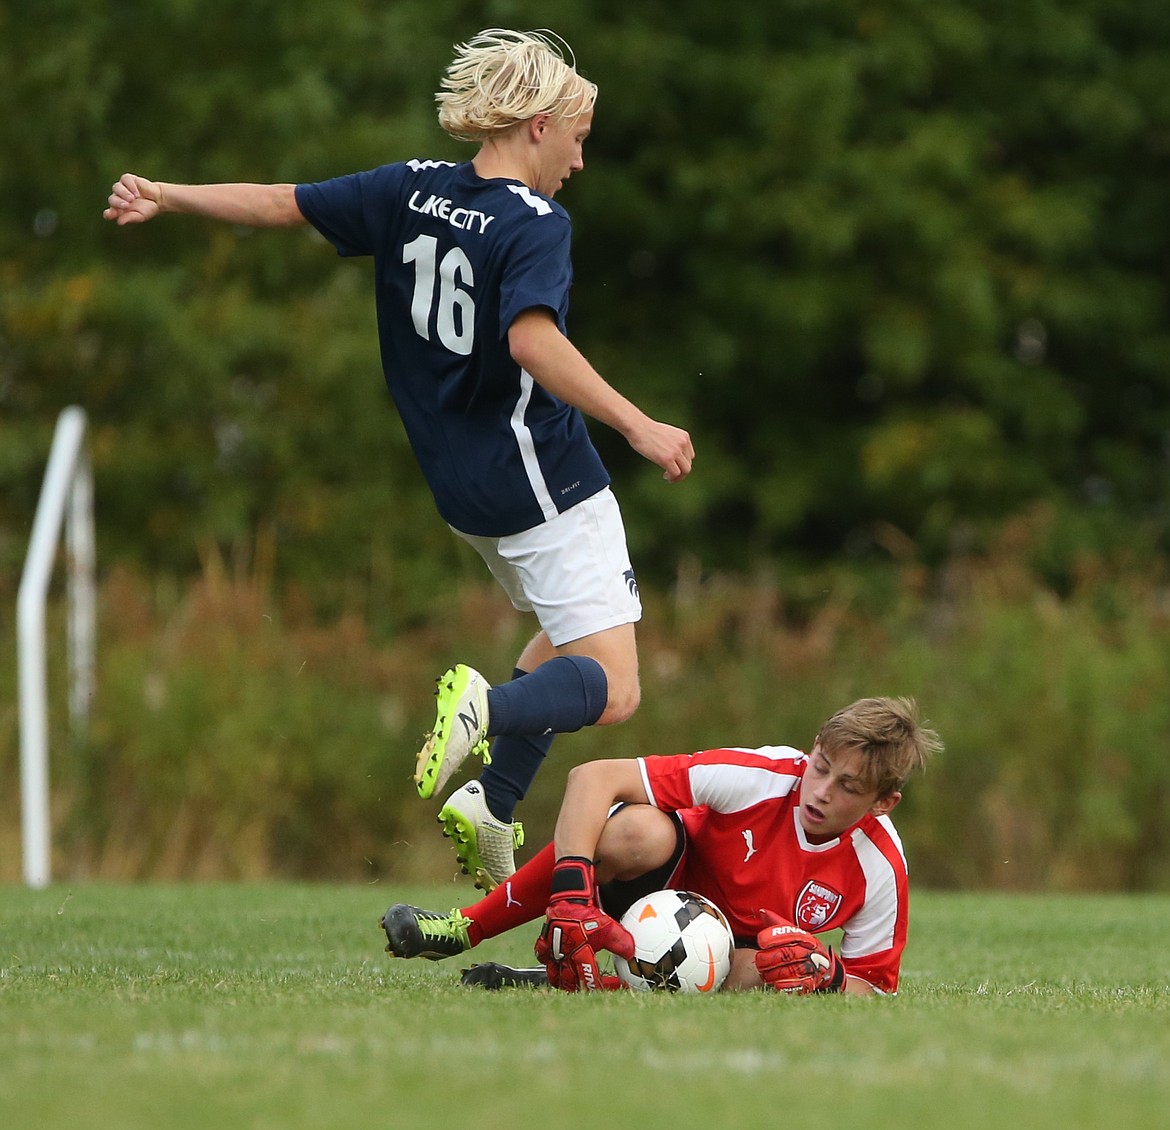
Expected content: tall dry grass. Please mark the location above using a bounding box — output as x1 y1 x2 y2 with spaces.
3 520 1169 889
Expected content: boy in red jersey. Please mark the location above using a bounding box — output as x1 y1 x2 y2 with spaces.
381 697 942 995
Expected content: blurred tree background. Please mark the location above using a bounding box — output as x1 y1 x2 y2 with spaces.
2 0 1169 889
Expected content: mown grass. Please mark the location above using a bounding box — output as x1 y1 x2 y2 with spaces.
2 884 1167 1130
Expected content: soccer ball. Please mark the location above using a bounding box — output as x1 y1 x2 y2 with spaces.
614 889 734 993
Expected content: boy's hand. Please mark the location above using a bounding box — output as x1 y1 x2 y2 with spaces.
754 910 846 994
534 856 634 992
104 173 162 225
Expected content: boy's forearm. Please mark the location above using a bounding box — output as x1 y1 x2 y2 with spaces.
158 182 304 227
508 311 646 437
552 772 615 861
553 760 648 861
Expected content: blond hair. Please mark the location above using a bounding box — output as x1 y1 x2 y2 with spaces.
816 697 942 798
436 28 598 142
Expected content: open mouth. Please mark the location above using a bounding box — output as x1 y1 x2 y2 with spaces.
804 804 826 825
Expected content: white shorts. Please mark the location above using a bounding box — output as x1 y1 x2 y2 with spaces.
452 487 643 647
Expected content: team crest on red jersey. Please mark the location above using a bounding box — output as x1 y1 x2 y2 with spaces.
796 880 843 930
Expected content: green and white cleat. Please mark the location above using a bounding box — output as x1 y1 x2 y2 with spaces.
414 664 491 800
439 780 524 892
380 904 472 961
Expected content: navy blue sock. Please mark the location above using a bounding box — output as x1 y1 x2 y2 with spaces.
482 671 556 822
480 657 608 823
485 655 607 736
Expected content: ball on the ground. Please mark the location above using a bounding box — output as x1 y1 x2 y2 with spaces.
614 889 734 993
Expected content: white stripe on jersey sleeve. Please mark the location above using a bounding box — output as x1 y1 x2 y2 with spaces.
839 816 907 960
510 370 559 521
686 746 803 813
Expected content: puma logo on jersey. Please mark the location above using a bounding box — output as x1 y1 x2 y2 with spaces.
742 829 758 862
407 190 496 234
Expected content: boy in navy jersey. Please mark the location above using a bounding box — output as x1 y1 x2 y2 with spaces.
381 697 942 995
104 30 694 890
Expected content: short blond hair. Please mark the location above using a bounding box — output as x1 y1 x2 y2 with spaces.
436 28 598 142
816 697 942 798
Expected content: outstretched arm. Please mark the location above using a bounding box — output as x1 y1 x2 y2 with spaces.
508 308 695 483
103 173 304 228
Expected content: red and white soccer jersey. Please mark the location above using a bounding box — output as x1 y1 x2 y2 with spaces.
638 745 911 994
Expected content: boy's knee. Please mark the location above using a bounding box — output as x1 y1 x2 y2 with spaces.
596 678 640 726
596 805 674 882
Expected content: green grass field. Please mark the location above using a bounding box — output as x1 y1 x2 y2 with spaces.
2 884 1167 1129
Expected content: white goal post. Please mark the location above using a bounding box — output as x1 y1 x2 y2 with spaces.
17 406 95 889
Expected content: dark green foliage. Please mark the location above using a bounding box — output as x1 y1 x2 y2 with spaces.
3 0 1170 594
4 2 1170 888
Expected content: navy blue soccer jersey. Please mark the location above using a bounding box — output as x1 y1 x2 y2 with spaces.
295 160 610 537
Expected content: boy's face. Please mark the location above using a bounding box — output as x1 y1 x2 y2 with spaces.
797 742 900 843
534 109 592 197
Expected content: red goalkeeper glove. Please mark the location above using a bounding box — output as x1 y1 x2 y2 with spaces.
534 856 635 992
754 909 847 994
